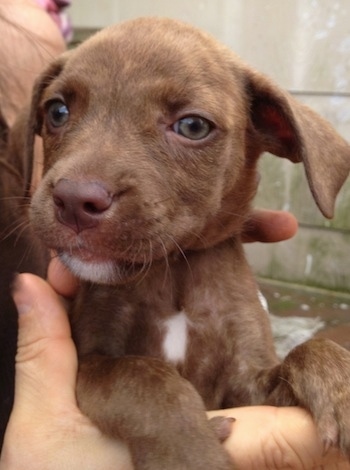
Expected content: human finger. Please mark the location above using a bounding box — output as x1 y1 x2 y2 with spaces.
2 273 133 470
207 406 349 469
11 273 77 414
242 209 298 243
47 256 79 298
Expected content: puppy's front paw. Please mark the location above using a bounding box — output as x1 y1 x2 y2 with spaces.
318 412 350 456
131 431 235 470
281 338 350 458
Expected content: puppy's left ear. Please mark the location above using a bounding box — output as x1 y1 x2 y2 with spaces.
244 67 350 218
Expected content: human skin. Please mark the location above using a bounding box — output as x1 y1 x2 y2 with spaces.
0 0 65 127
1 271 349 469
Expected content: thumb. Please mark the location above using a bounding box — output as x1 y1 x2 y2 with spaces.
11 273 78 416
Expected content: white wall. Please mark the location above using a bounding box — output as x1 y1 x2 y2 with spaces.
70 0 350 93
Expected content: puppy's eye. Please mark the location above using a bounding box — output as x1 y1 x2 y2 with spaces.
172 116 213 140
46 100 69 128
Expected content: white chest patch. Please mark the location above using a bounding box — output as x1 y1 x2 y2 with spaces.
162 311 189 365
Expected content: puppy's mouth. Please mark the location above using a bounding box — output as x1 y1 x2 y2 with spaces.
58 250 149 285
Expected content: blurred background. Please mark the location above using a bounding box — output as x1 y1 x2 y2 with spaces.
68 0 350 349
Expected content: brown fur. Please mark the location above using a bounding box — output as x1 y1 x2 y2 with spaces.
28 17 350 469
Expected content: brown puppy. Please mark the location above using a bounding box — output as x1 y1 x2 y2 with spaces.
29 17 350 469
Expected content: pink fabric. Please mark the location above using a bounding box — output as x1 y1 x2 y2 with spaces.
35 0 72 41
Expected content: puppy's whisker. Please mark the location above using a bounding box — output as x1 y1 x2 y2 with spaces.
0 158 23 183
13 221 32 246
165 234 194 283
218 209 250 221
15 239 41 269
0 218 29 243
135 241 154 285
152 196 173 205
157 235 172 289
150 217 209 248
117 240 142 261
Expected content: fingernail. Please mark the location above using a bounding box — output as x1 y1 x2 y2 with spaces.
11 274 32 315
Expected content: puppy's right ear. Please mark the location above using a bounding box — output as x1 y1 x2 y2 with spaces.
25 54 69 197
241 65 350 218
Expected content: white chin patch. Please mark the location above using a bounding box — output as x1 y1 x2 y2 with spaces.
59 253 117 284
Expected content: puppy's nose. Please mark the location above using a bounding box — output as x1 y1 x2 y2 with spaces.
53 178 113 233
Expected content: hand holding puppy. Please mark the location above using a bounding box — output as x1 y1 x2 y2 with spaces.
1 267 349 469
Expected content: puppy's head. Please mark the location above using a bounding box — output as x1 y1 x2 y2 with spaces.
29 17 350 284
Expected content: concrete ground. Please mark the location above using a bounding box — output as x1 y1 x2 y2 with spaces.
259 279 350 354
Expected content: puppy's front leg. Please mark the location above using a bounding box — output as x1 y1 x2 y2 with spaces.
264 338 350 458
77 355 234 470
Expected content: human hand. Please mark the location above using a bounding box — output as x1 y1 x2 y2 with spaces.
208 407 350 469
242 209 298 243
2 272 349 470
0 274 133 470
